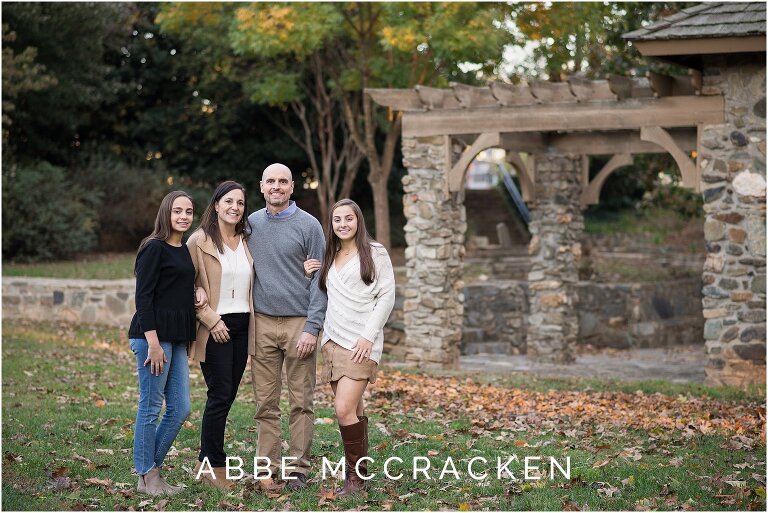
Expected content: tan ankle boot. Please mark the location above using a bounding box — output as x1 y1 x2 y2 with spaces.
200 466 235 491
138 467 180 496
157 471 183 494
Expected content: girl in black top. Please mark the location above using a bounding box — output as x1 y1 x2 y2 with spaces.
128 191 195 496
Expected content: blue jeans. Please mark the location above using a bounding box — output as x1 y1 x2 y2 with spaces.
130 338 191 475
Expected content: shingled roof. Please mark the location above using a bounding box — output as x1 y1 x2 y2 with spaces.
623 2 765 41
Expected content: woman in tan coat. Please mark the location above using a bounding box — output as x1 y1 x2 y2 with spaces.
187 181 255 490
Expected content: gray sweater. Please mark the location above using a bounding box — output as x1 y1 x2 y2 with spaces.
247 206 327 336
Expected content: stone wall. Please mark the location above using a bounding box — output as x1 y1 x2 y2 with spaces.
400 136 466 368
4 274 706 361
698 56 766 386
461 281 529 354
526 153 583 363
3 277 135 327
383 277 705 357
576 279 704 349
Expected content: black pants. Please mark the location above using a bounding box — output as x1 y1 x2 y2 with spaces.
199 312 249 467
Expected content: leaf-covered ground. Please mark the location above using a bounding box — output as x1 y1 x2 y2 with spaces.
2 320 765 511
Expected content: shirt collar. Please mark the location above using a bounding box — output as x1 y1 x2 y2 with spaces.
266 200 297 219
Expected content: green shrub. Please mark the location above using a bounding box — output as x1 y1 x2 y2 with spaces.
2 160 98 261
72 150 170 252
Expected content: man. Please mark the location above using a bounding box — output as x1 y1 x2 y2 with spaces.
247 163 327 490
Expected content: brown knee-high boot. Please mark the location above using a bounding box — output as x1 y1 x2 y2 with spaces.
357 416 369 476
337 418 367 496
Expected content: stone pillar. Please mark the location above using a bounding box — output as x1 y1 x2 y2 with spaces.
526 152 583 363
400 136 466 368
699 56 766 386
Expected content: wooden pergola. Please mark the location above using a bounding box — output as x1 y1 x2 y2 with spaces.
366 1 764 387
368 74 723 203
366 73 725 367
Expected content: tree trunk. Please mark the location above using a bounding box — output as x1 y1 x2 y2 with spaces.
369 171 390 248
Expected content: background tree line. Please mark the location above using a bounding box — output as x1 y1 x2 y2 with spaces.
3 2 695 262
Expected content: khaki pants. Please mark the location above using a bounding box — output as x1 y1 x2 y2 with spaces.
251 314 315 477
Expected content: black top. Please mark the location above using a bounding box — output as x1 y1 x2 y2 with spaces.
128 239 196 343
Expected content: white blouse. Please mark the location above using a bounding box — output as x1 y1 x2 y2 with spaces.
217 239 251 315
320 243 396 363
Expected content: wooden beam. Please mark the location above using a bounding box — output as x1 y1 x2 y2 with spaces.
364 88 423 111
581 153 634 206
568 77 617 102
451 83 498 109
499 132 548 154
581 155 590 191
530 81 576 103
448 132 500 192
416 85 460 110
688 69 702 95
634 36 766 57
489 82 537 106
648 71 695 97
608 75 654 100
549 128 697 155
641 126 699 192
506 152 535 202
402 95 724 137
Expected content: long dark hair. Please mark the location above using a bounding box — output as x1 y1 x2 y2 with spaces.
135 190 194 271
197 180 250 253
318 199 376 291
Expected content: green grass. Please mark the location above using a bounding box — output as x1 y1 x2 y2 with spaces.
2 321 765 511
589 259 698 283
3 253 136 280
585 207 702 251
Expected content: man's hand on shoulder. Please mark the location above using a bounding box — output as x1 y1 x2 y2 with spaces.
296 332 317 359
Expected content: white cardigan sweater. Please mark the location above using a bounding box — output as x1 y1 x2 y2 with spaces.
320 243 396 363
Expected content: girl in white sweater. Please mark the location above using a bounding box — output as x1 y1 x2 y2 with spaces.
304 199 395 496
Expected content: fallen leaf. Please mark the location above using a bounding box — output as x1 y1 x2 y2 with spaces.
52 466 69 478
185 498 204 510
49 476 72 491
4 452 22 463
316 487 336 501
73 452 92 464
85 477 113 487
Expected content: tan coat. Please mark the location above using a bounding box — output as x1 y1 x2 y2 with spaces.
187 229 256 363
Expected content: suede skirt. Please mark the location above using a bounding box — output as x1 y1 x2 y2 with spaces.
320 340 378 385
